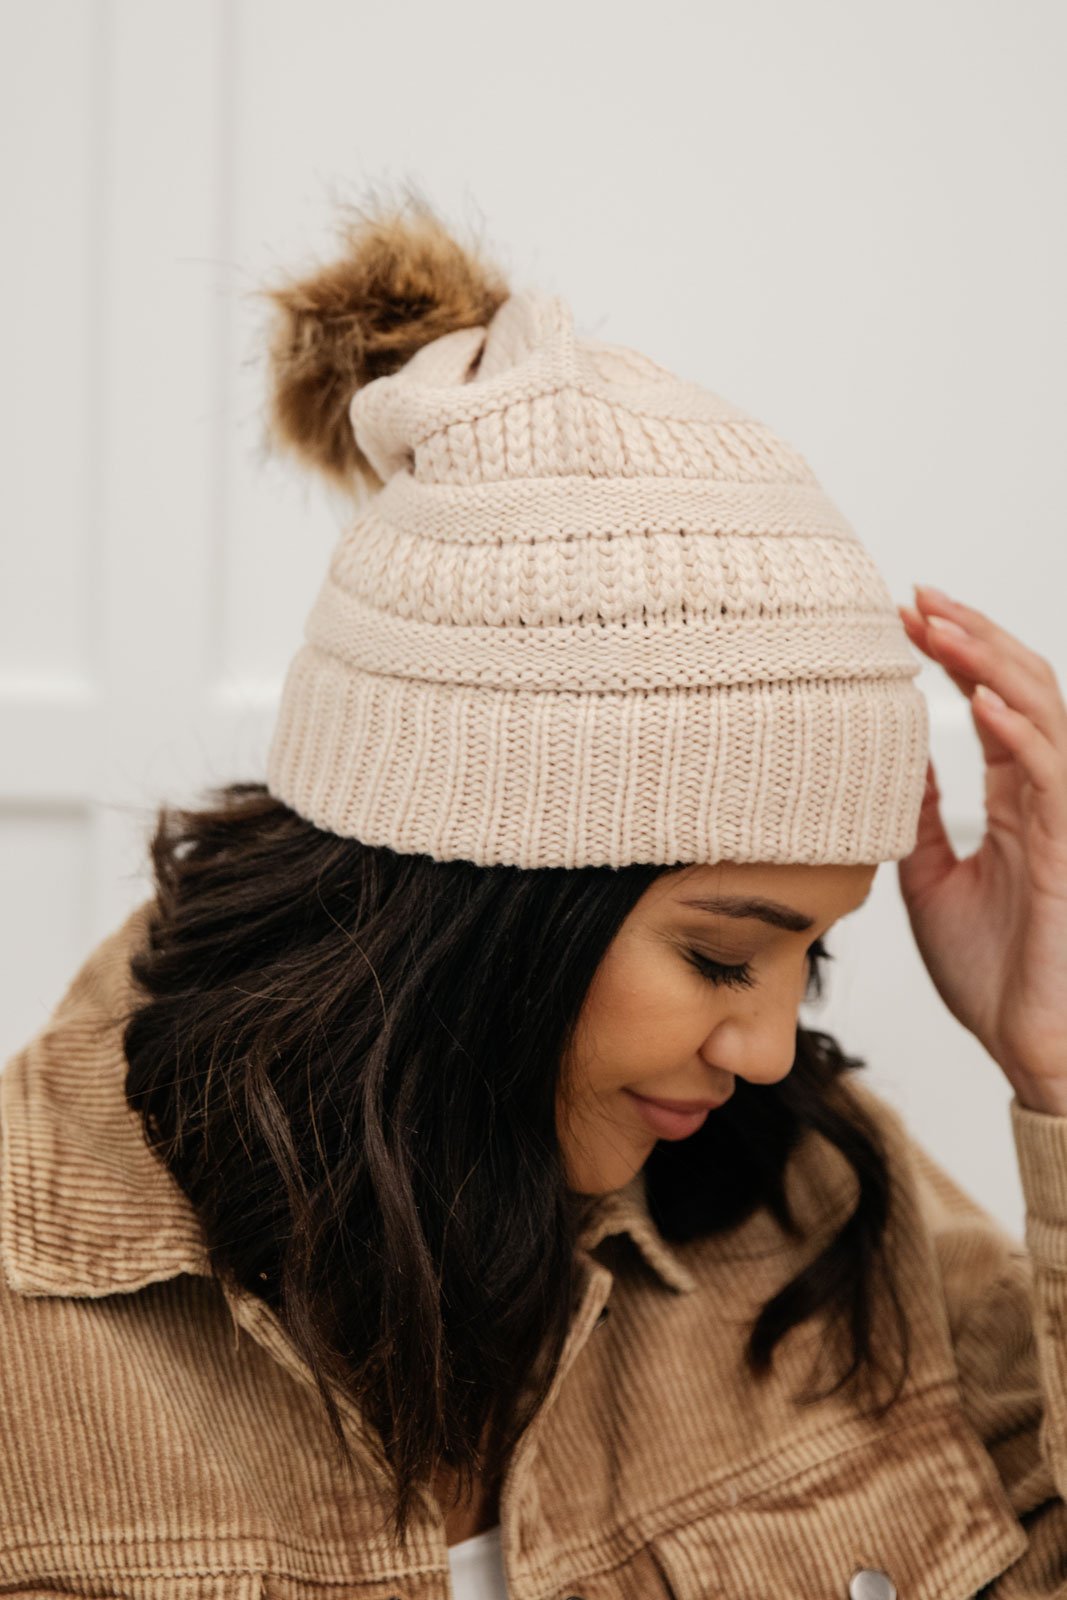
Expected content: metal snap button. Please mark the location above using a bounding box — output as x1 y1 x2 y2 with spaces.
848 1568 897 1600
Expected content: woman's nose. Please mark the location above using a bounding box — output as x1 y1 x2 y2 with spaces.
702 1010 799 1088
735 1047 796 1088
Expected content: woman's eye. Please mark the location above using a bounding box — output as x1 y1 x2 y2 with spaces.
804 937 832 995
687 937 832 993
685 951 755 989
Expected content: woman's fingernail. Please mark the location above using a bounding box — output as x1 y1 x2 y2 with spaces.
915 585 955 610
928 615 968 638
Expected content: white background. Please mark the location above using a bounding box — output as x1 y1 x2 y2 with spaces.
2 0 1065 1237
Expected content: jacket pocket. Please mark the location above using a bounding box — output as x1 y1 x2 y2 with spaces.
0 1579 264 1600
647 1404 1028 1600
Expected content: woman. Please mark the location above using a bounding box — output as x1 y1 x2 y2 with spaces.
3 196 1067 1600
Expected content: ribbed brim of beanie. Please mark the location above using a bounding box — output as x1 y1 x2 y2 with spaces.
265 288 928 868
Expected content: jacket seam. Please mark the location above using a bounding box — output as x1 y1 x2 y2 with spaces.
514 1385 973 1584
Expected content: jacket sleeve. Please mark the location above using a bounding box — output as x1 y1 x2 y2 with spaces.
903 1093 1067 1592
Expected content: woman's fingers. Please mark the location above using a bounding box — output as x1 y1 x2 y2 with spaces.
914 609 1060 740
898 602 976 700
911 586 1066 744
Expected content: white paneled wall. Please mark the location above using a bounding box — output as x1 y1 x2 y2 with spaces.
3 0 1065 1238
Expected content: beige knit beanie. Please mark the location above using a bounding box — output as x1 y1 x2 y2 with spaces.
260 200 928 870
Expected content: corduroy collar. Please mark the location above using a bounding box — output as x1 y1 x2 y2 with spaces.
0 897 696 1302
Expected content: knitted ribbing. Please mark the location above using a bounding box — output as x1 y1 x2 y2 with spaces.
265 289 928 867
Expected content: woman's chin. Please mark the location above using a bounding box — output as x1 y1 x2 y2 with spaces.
565 1141 652 1196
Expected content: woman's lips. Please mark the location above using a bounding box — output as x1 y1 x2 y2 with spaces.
624 1087 732 1141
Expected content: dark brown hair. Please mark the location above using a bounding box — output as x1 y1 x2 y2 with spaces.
122 780 910 1543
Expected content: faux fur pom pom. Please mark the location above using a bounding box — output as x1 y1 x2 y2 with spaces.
256 192 511 495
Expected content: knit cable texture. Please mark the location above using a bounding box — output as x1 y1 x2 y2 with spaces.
265 288 929 867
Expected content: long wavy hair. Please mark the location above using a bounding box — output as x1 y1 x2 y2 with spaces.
122 779 911 1543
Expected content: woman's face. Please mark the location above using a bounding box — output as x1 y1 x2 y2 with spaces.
558 859 878 1194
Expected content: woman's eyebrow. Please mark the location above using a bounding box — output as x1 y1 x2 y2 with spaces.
675 894 816 933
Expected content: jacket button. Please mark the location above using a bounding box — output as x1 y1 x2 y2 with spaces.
848 1569 897 1600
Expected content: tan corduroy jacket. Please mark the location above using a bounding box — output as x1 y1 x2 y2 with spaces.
3 900 1067 1600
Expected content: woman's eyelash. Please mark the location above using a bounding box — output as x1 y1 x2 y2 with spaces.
687 937 832 991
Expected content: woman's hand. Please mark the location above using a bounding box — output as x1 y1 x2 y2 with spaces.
896 585 1067 1116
